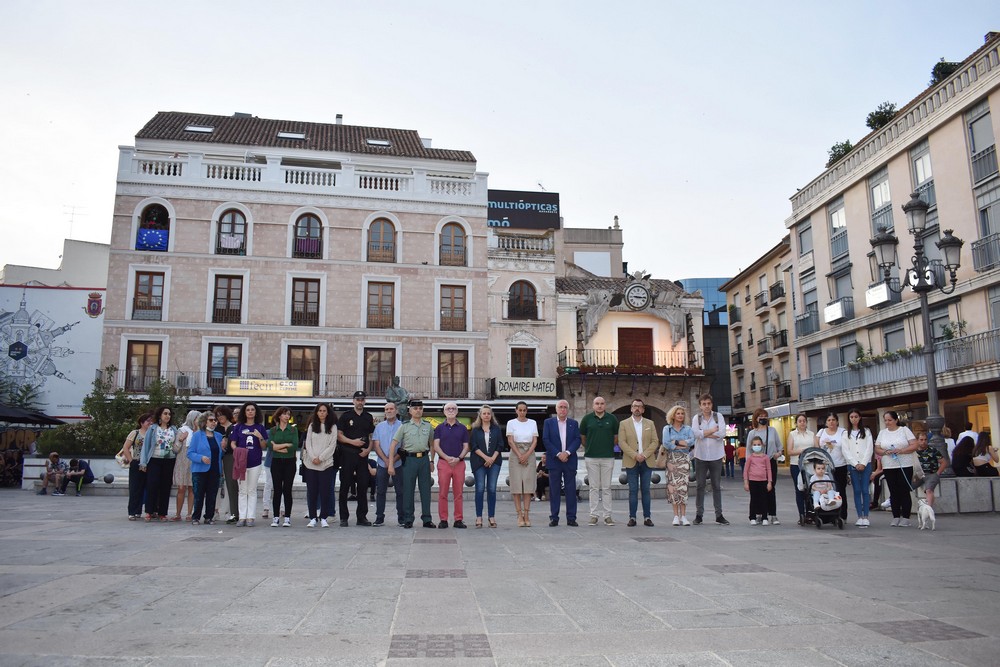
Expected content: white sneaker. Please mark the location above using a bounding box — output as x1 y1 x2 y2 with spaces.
681 516 691 526
855 518 865 527
320 518 330 528
271 517 280 527
881 499 891 510
283 518 291 527
750 519 758 526
862 517 870 527
762 519 770 526
307 518 317 528
898 519 911 527
890 518 900 527
672 516 681 526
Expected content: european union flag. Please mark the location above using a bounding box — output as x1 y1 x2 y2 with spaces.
136 229 168 251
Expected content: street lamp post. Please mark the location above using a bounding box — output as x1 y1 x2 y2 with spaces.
870 192 964 467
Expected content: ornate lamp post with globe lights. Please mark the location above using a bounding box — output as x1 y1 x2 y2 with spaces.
870 192 964 466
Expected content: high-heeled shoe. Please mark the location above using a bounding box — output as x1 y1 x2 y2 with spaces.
517 510 526 528
475 517 483 528
488 517 497 528
523 510 531 527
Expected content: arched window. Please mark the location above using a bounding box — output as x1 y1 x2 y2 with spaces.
439 222 466 266
293 214 322 259
367 219 396 262
216 209 247 255
136 204 171 251
508 281 537 319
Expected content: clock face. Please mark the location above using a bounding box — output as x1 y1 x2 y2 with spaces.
624 283 650 310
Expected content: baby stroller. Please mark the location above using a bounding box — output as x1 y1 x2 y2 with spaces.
797 447 844 530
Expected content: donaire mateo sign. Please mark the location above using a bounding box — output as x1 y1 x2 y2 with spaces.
488 189 560 229
495 377 557 397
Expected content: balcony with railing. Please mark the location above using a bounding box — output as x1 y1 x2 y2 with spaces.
776 381 792 400
439 247 466 266
795 307 820 337
753 290 769 313
491 231 555 255
557 348 705 375
972 232 1000 273
865 278 902 308
367 242 396 263
915 179 936 207
759 385 774 404
772 329 789 352
107 369 493 400
871 204 894 233
215 233 246 255
972 145 998 184
293 237 322 259
729 306 741 329
132 296 162 321
731 349 743 368
119 147 487 203
733 392 746 411
756 337 771 358
769 281 785 304
440 308 466 332
290 307 319 327
367 306 394 329
823 296 854 325
830 229 849 259
212 305 241 324
506 300 538 320
803 328 1000 401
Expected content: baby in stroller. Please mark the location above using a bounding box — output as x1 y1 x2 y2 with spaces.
798 447 845 529
809 461 842 511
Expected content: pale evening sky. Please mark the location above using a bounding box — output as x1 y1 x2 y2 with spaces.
2 1 999 281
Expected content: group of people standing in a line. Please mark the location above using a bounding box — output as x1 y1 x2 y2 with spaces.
116 391 998 531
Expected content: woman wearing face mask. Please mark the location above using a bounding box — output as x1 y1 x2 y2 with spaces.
817 412 849 522
787 414 813 526
744 408 783 525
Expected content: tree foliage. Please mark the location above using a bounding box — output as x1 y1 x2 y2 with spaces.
930 58 960 86
0 376 44 410
826 140 854 168
866 101 897 131
36 366 189 457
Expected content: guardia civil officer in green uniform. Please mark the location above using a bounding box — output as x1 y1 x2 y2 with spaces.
389 399 435 528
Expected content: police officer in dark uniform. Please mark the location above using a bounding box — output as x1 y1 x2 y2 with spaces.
337 390 375 526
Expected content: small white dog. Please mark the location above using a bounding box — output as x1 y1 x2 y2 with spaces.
917 498 936 531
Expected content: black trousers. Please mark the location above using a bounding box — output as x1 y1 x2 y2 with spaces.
883 467 914 519
748 480 769 518
222 453 239 518
338 447 370 521
191 470 220 521
128 459 146 516
271 458 296 517
766 459 778 516
833 465 849 520
304 467 333 519
145 457 175 517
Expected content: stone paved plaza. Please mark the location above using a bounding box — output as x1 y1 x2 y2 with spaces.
1 485 999 666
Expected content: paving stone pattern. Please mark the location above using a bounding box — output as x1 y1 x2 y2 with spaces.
2 487 1000 665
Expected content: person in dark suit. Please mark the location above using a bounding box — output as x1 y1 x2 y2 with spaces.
542 399 581 526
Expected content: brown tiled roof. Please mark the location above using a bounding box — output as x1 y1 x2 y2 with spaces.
135 112 476 163
557 277 688 296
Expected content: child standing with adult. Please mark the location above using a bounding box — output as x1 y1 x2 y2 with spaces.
743 436 773 525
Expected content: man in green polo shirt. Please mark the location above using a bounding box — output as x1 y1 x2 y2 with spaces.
580 396 618 526
389 400 434 529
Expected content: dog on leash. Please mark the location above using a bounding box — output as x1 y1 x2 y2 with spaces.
917 498 936 531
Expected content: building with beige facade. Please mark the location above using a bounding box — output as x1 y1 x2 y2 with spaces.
720 236 796 430
785 31 1000 439
102 111 490 411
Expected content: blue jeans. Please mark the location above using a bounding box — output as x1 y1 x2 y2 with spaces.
626 461 652 519
474 463 501 518
724 459 735 478
848 463 872 518
789 464 806 516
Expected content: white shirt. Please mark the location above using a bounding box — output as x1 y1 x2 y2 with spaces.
558 418 567 452
632 417 644 450
692 411 725 461
876 426 917 469
506 418 538 444
818 427 848 467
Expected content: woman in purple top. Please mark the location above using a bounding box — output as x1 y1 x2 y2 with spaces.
233 401 268 526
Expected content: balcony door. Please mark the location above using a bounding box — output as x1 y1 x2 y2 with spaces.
618 328 653 366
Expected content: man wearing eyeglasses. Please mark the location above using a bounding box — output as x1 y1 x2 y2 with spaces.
433 402 470 529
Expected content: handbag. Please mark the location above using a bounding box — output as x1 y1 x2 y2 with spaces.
115 452 128 468
654 445 668 470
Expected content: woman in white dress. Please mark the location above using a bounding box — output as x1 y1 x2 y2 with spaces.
171 410 199 521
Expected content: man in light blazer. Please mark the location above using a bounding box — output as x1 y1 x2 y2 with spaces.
618 398 659 527
542 399 581 526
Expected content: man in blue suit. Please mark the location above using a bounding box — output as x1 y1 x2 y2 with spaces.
542 399 581 526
